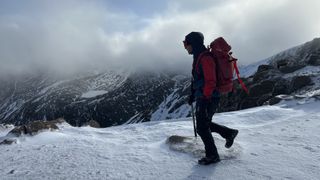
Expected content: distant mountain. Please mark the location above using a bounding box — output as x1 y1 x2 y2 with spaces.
0 38 319 127
0 69 191 127
240 38 320 77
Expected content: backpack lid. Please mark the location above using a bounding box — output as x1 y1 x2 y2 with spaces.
210 37 231 53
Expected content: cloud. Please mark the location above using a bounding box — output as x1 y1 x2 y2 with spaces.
0 0 319 76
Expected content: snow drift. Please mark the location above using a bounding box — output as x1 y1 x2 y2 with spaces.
0 96 320 180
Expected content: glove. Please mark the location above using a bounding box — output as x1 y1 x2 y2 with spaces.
227 90 234 98
188 94 195 105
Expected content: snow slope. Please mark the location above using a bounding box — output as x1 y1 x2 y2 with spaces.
1 98 320 180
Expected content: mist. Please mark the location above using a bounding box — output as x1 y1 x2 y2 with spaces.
0 0 319 76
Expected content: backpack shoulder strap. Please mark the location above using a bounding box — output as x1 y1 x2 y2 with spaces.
196 51 217 75
198 51 215 62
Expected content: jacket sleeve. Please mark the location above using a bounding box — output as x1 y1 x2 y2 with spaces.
201 55 217 98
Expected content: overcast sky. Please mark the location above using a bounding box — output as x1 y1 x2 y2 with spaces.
0 0 319 75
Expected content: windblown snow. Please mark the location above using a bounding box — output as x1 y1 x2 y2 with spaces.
1 98 320 180
81 90 108 98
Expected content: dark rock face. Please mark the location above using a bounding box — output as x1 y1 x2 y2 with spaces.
307 53 320 66
253 69 281 82
73 72 177 127
272 79 290 96
239 97 259 109
276 59 306 73
268 97 282 105
218 38 320 110
290 76 312 92
257 65 274 73
249 80 275 97
218 58 316 112
0 72 182 127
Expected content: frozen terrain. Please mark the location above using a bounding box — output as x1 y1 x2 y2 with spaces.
0 97 320 180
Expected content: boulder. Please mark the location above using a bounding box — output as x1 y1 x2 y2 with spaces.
267 97 282 105
166 135 189 144
257 94 273 105
307 53 320 66
0 139 17 145
272 79 290 96
279 64 305 73
276 59 305 73
8 119 62 137
257 65 274 73
276 59 289 67
253 71 270 82
252 69 281 82
84 120 101 128
249 80 276 97
0 119 67 145
239 97 259 109
290 76 312 92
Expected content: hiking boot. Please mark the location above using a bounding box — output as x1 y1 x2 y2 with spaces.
198 155 220 165
225 129 238 148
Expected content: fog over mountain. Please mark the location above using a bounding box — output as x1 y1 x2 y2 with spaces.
1 37 319 127
1 0 320 76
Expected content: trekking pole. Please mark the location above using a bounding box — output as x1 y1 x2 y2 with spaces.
191 104 197 138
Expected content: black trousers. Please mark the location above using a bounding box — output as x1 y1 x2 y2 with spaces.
196 97 232 157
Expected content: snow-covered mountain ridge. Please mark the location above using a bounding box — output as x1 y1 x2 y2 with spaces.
0 38 319 127
1 97 319 180
240 38 320 77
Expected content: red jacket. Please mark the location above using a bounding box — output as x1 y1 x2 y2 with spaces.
193 51 217 98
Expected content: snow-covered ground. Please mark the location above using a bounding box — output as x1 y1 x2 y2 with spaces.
1 98 320 180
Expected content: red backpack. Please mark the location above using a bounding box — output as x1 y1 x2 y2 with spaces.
209 37 249 94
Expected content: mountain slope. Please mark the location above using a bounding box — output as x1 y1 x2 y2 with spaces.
240 38 320 77
0 38 319 127
0 97 319 180
0 71 189 127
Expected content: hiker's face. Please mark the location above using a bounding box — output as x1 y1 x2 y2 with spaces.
185 45 192 54
183 41 193 54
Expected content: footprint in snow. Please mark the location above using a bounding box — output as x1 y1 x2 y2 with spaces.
166 135 242 160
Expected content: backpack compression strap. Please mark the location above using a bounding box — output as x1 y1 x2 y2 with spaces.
232 61 249 95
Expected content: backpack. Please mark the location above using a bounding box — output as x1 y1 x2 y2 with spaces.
207 37 249 94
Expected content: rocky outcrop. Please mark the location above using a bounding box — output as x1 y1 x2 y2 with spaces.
219 57 316 112
267 97 282 105
307 53 320 66
272 79 290 96
8 118 65 137
0 119 66 145
276 59 306 73
0 139 17 145
83 120 101 128
290 76 312 92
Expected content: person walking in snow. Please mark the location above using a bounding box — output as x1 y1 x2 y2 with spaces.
183 32 239 165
